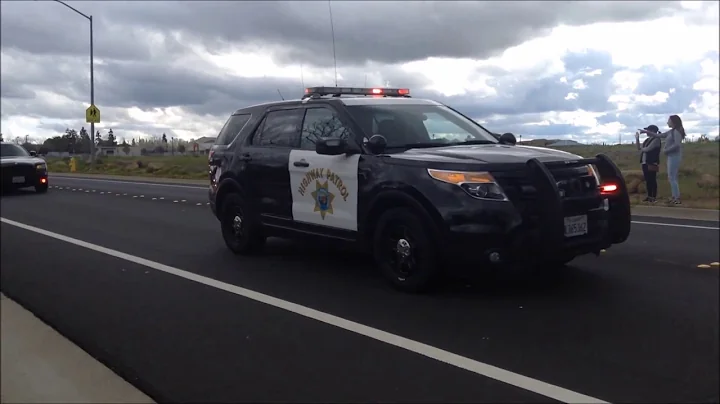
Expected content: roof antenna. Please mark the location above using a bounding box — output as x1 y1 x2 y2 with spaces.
300 63 305 89
277 89 285 100
328 0 338 87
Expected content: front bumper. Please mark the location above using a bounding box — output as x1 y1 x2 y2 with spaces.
442 154 630 266
1 165 48 189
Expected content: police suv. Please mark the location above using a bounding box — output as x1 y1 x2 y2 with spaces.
208 86 631 293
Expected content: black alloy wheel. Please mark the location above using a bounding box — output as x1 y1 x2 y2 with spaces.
373 208 440 293
220 193 265 254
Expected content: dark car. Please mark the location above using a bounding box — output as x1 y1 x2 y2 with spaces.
1 142 49 193
208 86 631 293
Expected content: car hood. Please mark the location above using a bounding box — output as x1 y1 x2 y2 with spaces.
388 144 583 164
0 156 46 167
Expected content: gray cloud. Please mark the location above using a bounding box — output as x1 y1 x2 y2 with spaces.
1 1 683 67
1 1 717 143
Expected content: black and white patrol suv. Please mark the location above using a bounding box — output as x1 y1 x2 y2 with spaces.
208 86 631 293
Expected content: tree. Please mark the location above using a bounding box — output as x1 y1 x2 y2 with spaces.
64 128 79 154
78 127 91 154
161 133 167 143
0 133 3 142
96 130 103 146
107 128 117 146
177 144 186 154
131 138 136 146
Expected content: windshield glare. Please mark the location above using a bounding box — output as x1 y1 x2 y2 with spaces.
345 104 498 149
0 144 30 157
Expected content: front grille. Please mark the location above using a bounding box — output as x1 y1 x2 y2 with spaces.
1 164 36 185
493 165 600 216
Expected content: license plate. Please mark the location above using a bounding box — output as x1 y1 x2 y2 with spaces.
12 176 25 184
564 215 588 238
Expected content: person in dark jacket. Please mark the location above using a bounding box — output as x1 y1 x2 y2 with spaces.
635 125 662 203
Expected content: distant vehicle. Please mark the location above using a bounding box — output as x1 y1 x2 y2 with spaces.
207 86 631 293
0 142 49 193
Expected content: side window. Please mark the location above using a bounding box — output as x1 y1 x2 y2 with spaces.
252 109 303 147
215 114 251 146
300 108 351 150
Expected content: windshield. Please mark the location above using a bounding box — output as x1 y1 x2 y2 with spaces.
0 143 30 157
345 104 498 149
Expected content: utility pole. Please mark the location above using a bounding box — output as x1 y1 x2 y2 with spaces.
44 1 95 163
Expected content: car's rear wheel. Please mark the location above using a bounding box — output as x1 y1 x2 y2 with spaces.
372 208 441 293
220 193 265 254
35 183 49 193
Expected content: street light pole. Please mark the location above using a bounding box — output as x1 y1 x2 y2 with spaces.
47 0 95 163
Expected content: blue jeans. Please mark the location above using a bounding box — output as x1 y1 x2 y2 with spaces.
666 153 681 199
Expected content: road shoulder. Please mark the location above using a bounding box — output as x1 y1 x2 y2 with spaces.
0 293 154 404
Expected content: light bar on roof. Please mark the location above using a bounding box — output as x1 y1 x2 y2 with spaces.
304 86 411 97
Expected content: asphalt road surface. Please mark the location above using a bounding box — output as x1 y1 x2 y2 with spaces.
1 176 718 404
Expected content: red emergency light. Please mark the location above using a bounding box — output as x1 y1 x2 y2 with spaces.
303 86 411 98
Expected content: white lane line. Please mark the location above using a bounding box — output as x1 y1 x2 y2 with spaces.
51 177 206 190
0 217 608 404
631 221 719 231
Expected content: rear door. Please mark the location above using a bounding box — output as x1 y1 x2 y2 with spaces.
243 107 304 224
289 106 361 233
209 113 252 184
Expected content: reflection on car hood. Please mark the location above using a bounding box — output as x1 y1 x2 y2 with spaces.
0 156 46 167
389 144 583 164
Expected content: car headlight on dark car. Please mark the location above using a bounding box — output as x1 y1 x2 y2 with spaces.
35 163 47 172
427 169 508 201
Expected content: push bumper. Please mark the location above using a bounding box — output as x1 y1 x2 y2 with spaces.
443 153 631 266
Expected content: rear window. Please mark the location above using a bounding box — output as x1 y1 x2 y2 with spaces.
215 113 251 146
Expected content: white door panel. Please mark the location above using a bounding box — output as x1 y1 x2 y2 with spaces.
289 150 360 231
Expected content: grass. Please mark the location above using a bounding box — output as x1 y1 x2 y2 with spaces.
44 142 720 209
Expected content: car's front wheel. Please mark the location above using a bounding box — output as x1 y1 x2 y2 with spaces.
220 193 265 254
372 207 441 293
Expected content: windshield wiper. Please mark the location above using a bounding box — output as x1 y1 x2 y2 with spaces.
386 142 451 150
448 140 497 146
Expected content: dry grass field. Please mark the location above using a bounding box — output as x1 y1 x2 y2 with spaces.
44 141 719 209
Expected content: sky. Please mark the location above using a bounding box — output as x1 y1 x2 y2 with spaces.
1 0 718 145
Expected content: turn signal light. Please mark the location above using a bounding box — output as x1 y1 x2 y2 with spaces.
40 178 47 184
600 184 617 194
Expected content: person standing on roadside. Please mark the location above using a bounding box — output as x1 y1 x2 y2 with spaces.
640 115 686 205
635 125 661 203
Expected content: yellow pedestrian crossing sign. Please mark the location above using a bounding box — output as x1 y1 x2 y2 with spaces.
86 104 101 123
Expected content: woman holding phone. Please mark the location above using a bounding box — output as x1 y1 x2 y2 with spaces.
635 125 661 203
640 115 686 205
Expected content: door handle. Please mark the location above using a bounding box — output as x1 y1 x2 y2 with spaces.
293 160 309 168
239 153 252 162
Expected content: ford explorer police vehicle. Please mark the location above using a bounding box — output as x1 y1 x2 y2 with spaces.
208 87 631 293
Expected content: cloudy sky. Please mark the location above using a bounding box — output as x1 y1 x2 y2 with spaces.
1 0 718 145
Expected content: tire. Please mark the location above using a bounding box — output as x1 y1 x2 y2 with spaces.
372 207 441 293
35 183 49 193
220 193 266 254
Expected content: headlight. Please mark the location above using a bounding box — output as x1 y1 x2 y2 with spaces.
587 165 601 184
35 163 47 171
427 169 508 201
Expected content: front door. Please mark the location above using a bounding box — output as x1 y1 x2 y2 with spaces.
288 107 360 232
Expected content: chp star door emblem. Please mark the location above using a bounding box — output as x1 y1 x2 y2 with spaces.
311 180 335 219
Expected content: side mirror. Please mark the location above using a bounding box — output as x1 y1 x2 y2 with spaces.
499 133 517 146
366 134 387 154
316 137 348 156
29 150 37 157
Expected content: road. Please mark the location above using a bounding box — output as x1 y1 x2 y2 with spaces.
1 175 718 403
